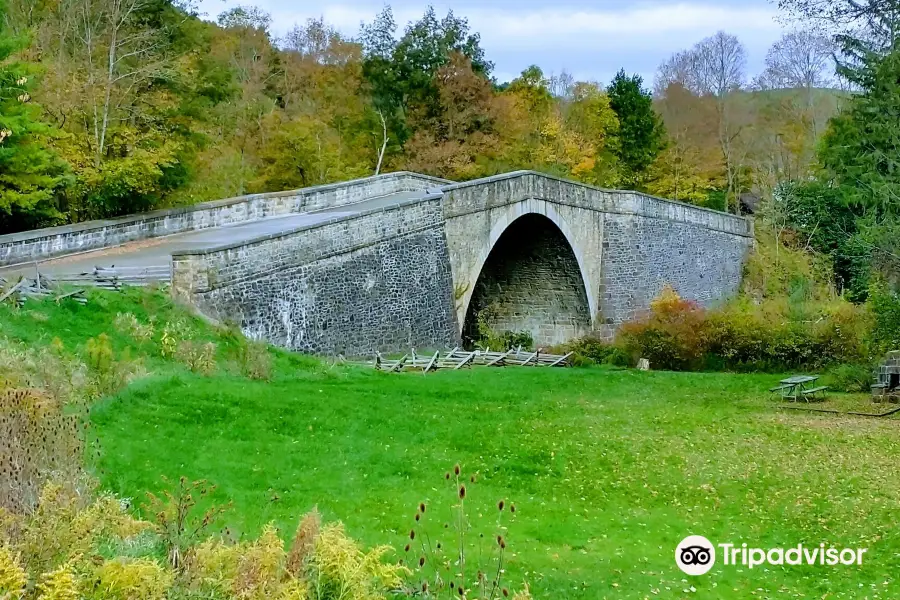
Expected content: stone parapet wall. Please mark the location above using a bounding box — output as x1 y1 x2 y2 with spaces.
0 171 447 267
442 171 752 238
172 194 459 355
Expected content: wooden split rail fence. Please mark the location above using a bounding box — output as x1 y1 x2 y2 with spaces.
374 346 572 373
51 266 171 290
0 275 87 306
0 265 169 306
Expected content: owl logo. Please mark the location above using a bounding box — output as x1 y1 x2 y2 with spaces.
676 535 716 575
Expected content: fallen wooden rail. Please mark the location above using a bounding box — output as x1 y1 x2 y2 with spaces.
0 275 87 306
373 346 572 373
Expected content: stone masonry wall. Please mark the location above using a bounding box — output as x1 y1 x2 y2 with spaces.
0 171 447 267
172 196 458 355
597 213 752 337
442 171 753 343
464 214 592 346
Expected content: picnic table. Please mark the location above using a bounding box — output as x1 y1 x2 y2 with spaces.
770 375 828 402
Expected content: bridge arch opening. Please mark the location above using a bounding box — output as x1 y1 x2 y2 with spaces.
462 213 592 348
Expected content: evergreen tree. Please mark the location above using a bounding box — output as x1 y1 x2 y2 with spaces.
816 49 900 292
820 50 900 216
606 69 665 188
0 1 68 232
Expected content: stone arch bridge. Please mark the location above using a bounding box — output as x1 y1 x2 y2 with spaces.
0 171 752 354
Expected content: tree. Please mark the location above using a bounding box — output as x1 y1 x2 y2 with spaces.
647 83 724 206
755 30 836 91
694 31 747 96
778 0 900 87
404 52 503 179
360 5 492 153
819 50 900 217
561 82 621 186
548 70 575 99
607 70 665 188
0 2 69 232
654 32 746 97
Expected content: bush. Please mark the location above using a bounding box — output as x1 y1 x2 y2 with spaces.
608 286 871 373
236 340 273 381
113 313 155 345
617 286 707 370
2 481 431 600
175 340 217 375
868 278 900 353
473 306 535 351
86 334 143 397
552 335 630 366
85 558 173 600
824 363 875 393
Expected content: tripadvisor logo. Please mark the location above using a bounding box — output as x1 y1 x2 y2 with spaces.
675 536 868 576
676 535 715 576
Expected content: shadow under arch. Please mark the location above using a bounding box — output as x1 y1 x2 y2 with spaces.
462 213 592 348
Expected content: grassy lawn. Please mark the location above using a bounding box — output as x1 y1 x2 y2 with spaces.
3 291 899 598
90 366 900 599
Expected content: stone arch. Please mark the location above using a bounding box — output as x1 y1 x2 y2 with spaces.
460 203 594 347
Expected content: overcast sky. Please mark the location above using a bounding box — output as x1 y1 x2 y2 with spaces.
195 0 788 86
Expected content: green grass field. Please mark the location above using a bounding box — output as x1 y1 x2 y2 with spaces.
2 290 900 599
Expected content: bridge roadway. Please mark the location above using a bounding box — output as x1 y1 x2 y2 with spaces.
0 190 427 278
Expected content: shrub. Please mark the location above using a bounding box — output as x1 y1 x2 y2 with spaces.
0 546 26 599
175 341 217 375
86 334 142 397
0 338 89 407
35 560 79 600
236 340 273 381
4 481 419 600
606 286 871 373
554 337 630 367
311 523 405 600
113 313 155 345
824 363 875 393
473 305 535 351
159 319 193 360
143 477 230 569
868 278 900 353
617 286 707 370
85 558 173 600
187 515 402 600
17 482 151 575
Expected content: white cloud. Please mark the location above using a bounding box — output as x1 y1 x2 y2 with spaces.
196 0 785 83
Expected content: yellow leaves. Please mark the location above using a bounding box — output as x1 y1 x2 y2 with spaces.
233 523 285 599
188 518 405 600
17 483 151 575
0 546 27 600
87 558 173 600
572 156 597 178
312 523 408 600
645 144 719 205
190 523 290 599
35 560 78 600
278 578 309 600
648 284 695 318
190 538 242 592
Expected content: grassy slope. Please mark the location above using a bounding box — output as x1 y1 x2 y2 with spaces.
2 290 899 599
